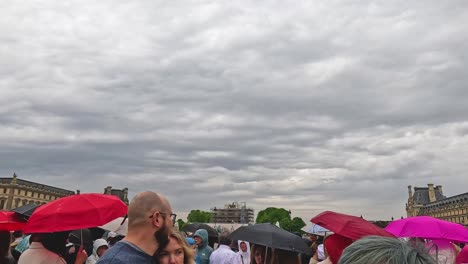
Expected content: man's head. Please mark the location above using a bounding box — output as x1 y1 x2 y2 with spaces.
219 233 232 246
193 236 203 247
127 191 174 248
93 239 109 257
193 229 209 248
240 241 248 252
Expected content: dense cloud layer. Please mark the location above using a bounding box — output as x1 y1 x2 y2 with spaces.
1 0 468 221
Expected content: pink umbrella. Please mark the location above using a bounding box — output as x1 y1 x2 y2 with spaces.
385 216 468 242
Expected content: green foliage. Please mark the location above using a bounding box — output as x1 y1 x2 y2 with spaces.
256 207 291 224
187 210 213 223
280 217 306 233
177 219 187 231
289 217 307 233
256 208 305 233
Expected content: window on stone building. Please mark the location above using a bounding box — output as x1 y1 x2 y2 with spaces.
40 193 44 199
0 200 4 209
46 195 49 199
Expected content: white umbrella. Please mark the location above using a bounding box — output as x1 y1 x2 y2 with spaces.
301 223 331 236
99 216 128 236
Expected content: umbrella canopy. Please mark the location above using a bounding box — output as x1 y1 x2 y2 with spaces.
100 216 128 236
228 223 312 254
23 193 128 233
385 216 468 242
0 211 26 231
301 223 331 236
11 203 40 221
183 223 218 237
311 211 394 241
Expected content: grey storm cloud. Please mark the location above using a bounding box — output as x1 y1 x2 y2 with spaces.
1 0 468 221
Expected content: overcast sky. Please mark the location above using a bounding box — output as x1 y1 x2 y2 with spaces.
1 0 468 222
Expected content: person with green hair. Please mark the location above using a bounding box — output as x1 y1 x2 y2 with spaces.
338 236 436 264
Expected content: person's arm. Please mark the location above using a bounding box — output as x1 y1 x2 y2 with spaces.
74 246 88 264
309 251 319 264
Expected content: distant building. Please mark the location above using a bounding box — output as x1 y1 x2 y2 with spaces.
104 186 129 204
0 173 75 210
406 184 468 226
211 202 254 224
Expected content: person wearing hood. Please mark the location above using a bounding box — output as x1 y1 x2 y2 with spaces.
193 229 213 264
86 239 109 264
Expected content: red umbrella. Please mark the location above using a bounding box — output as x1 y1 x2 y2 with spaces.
0 211 26 231
310 211 394 240
24 193 128 233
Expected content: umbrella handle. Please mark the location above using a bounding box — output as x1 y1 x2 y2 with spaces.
120 215 127 226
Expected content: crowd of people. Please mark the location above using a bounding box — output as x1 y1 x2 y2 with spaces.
1 191 468 264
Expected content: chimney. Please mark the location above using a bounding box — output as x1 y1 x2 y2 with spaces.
436 185 443 196
408 185 413 199
428 183 436 203
123 188 128 200
104 186 112 195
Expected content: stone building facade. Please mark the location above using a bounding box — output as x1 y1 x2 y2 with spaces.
104 186 129 205
0 174 75 210
406 184 468 226
211 202 254 224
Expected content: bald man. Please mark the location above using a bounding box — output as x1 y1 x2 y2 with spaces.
97 191 174 264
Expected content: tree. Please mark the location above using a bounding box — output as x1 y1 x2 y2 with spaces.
187 210 212 223
256 207 306 233
256 207 291 225
290 217 306 233
279 217 306 233
177 219 187 230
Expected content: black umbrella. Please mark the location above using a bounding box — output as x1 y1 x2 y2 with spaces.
11 203 40 221
229 223 312 254
183 223 218 237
